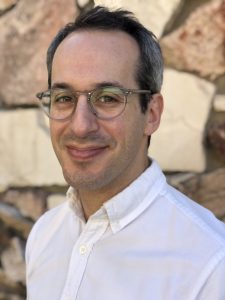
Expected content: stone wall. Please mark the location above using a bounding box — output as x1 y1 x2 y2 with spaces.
0 0 224 299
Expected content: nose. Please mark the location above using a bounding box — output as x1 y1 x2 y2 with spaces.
69 95 99 138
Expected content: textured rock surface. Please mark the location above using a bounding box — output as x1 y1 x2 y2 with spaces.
77 0 92 6
160 0 225 79
0 268 25 300
168 167 225 219
1 188 47 221
0 0 17 11
47 194 66 209
95 0 184 37
0 0 76 106
1 237 25 283
207 122 225 158
0 109 65 189
0 203 33 238
150 69 215 172
213 95 225 112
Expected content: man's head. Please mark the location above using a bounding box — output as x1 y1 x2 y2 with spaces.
41 6 164 201
46 6 163 113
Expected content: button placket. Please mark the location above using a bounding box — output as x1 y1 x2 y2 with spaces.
61 217 109 300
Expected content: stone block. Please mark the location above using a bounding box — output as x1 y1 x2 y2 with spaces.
207 122 225 158
0 0 17 11
0 203 33 238
47 194 66 209
2 188 47 221
77 0 91 6
0 269 25 300
150 69 215 172
160 0 225 79
168 167 225 219
0 0 77 106
94 0 184 37
0 109 65 189
1 237 25 283
213 95 225 112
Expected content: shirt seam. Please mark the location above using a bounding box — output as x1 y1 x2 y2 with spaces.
188 249 225 300
164 185 225 248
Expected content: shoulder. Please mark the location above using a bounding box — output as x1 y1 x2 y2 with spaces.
30 201 70 234
159 184 225 249
152 183 225 295
25 201 71 261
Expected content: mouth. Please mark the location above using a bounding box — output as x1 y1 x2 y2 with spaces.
66 144 108 161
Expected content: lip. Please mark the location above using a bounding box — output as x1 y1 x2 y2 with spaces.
66 144 108 161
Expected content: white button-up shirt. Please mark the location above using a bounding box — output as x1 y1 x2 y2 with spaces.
26 160 225 300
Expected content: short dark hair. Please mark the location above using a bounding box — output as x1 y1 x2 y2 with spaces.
46 6 164 113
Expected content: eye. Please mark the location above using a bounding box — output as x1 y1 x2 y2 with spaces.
54 95 73 103
93 88 124 106
51 91 75 105
98 94 120 104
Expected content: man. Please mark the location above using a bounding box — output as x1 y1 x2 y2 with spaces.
26 6 225 300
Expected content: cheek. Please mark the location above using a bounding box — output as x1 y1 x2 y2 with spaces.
49 122 64 149
104 118 127 144
106 120 137 154
49 122 57 142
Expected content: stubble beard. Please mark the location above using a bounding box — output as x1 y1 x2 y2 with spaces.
61 139 145 196
57 121 147 196
59 132 119 192
62 160 119 192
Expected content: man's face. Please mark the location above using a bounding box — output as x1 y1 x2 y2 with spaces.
50 30 162 198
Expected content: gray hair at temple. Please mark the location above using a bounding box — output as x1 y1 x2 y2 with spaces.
46 5 164 113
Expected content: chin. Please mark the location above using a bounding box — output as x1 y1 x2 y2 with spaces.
62 167 105 191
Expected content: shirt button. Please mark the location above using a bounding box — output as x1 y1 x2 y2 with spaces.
79 244 87 255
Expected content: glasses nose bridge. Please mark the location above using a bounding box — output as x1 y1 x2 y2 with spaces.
73 90 96 118
76 90 92 102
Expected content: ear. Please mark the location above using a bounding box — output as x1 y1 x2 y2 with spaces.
144 93 164 136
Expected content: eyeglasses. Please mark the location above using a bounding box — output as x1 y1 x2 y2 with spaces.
36 86 152 121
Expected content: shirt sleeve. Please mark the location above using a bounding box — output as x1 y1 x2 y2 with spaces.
25 221 38 281
25 212 46 279
25 214 43 263
25 223 37 300
196 254 225 300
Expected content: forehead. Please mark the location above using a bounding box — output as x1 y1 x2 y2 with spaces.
51 29 140 89
55 29 140 61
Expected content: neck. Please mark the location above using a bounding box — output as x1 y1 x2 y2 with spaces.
79 188 115 221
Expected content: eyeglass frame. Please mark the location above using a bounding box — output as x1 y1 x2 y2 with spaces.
36 85 153 121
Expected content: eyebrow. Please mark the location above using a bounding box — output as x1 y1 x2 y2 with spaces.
51 81 125 91
95 81 124 89
51 82 72 90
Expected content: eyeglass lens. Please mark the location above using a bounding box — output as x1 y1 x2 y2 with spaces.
40 87 127 120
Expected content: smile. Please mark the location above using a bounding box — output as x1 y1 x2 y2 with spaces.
66 145 108 161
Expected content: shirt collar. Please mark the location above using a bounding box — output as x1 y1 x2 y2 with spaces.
67 159 166 233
